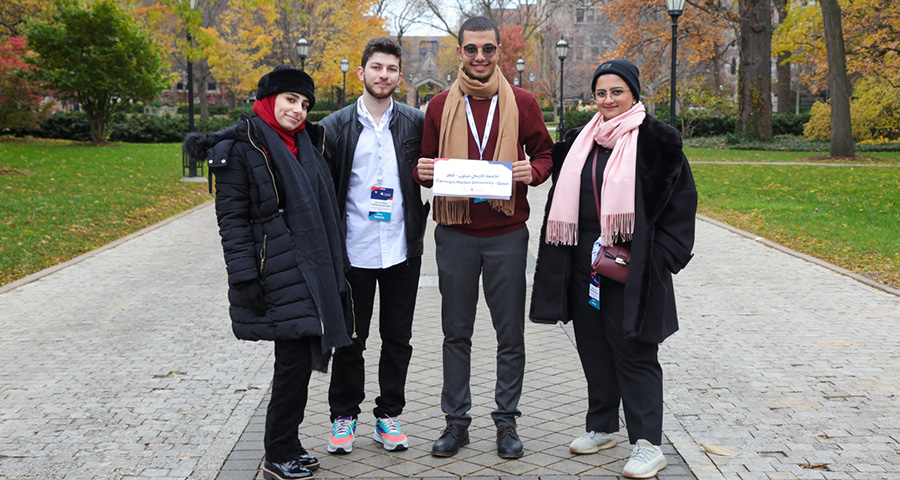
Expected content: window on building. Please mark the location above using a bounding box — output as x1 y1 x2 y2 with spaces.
208 81 217 91
576 8 585 22
586 9 593 22
176 82 184 90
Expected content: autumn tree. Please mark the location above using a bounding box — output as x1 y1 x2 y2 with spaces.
737 0 772 140
0 0 52 39
0 36 54 130
198 0 277 108
421 0 564 42
24 0 171 143
773 0 791 114
597 0 739 110
374 0 428 48
820 0 852 157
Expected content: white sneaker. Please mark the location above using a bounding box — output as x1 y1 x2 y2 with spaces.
569 431 617 454
623 439 667 478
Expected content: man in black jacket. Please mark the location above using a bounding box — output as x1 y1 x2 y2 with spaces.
319 37 428 454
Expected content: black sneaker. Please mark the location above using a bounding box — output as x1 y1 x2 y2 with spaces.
262 457 314 480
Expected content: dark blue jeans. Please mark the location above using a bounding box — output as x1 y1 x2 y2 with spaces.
328 256 421 421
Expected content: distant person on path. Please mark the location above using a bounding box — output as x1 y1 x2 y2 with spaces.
184 65 353 480
530 59 697 479
319 37 428 454
414 16 554 459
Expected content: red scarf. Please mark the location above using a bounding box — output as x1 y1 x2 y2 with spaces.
252 96 305 157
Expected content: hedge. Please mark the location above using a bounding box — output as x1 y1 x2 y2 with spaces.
562 110 809 138
8 110 337 143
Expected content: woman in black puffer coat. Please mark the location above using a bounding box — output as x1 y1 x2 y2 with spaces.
184 65 352 480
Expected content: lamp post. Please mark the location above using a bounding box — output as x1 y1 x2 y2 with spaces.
556 36 569 141
180 0 199 179
665 0 686 127
529 72 535 91
516 58 525 89
340 58 349 108
296 38 309 71
514 77 519 87
183 0 197 134
446 73 452 90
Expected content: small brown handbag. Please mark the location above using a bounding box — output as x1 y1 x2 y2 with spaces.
588 148 631 284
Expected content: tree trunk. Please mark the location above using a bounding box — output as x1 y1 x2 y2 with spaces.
774 0 791 114
737 0 773 140
820 0 854 157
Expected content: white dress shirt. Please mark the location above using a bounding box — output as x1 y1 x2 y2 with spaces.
345 98 407 269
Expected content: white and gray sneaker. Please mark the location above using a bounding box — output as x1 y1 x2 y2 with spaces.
623 439 667 478
569 431 617 454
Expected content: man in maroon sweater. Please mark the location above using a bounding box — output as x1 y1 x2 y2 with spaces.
414 16 553 459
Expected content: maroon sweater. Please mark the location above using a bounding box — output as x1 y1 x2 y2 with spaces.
414 86 554 237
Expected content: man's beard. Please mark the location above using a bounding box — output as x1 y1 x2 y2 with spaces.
364 81 394 100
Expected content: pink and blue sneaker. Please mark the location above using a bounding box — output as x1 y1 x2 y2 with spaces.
373 416 408 451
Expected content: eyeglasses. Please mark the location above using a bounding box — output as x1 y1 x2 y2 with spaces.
462 44 498 58
594 88 629 99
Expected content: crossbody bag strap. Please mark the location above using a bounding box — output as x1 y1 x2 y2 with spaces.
590 146 601 222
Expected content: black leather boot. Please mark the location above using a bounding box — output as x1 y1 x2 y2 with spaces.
262 457 314 480
430 423 469 457
497 424 524 459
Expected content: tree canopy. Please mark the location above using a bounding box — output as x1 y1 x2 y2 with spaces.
24 0 172 143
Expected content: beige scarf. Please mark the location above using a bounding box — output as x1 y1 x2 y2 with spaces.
434 63 520 225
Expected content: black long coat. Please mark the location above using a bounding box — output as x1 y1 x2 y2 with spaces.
530 115 697 343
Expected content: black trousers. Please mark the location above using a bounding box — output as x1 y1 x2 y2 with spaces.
328 256 421 421
569 230 663 445
264 338 314 463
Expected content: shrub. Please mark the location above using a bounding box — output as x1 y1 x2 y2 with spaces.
805 76 900 141
773 112 810 136
562 110 595 130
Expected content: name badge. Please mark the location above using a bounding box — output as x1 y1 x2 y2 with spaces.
369 187 393 222
474 198 488 203
588 273 601 310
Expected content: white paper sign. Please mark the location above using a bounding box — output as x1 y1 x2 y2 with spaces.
432 158 513 200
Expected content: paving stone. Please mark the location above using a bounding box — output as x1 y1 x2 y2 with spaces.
3 180 898 480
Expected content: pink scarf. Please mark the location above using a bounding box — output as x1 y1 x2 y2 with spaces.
545 102 646 246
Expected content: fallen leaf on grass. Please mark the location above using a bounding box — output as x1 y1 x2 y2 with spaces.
700 444 740 456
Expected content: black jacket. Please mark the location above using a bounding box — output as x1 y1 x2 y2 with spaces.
183 116 353 350
319 101 429 258
530 115 697 343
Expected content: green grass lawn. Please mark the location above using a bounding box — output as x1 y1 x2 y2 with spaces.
690 160 900 288
0 139 209 285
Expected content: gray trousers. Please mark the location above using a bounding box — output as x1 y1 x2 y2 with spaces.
434 225 528 428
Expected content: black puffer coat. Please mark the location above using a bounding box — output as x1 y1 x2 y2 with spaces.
184 115 353 348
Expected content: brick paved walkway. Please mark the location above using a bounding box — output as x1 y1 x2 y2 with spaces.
1 182 898 480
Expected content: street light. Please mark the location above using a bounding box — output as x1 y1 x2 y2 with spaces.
516 58 525 89
514 77 519 87
183 0 197 134
340 58 349 108
446 73 452 91
666 0 686 127
529 72 535 91
556 36 569 141
181 0 199 179
296 38 309 71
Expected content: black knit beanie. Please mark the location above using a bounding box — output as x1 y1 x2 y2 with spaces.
591 59 641 101
256 64 316 109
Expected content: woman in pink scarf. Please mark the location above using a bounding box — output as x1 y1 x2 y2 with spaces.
530 59 697 479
